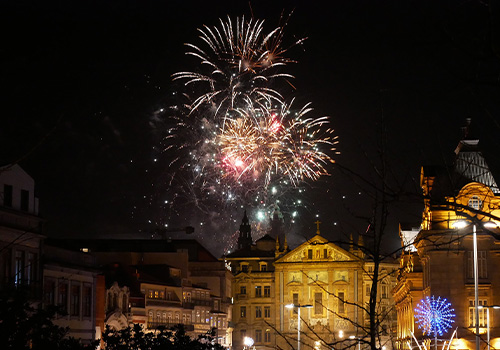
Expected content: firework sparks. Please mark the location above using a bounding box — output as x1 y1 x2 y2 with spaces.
154 14 337 254
217 99 337 187
172 15 303 120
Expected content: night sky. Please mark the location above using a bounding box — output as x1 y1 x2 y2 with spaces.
2 0 499 257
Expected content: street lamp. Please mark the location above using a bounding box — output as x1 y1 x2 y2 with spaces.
243 336 254 350
286 303 313 350
478 305 500 350
454 220 499 350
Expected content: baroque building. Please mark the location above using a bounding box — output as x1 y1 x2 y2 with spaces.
226 218 398 350
394 129 500 350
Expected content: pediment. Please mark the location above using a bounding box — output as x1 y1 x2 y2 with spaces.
276 235 359 263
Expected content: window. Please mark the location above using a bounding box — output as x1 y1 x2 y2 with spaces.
255 286 262 297
255 306 262 318
70 283 80 316
338 291 345 314
83 285 92 317
467 251 487 278
14 250 24 286
3 184 12 207
469 299 487 327
240 285 246 295
58 281 68 313
26 252 36 285
20 189 29 211
308 249 313 259
255 329 262 343
241 263 248 272
240 306 246 318
292 293 299 314
148 311 154 323
240 329 246 339
314 292 323 315
44 279 55 306
260 263 267 271
265 329 271 343
264 306 271 318
381 284 388 298
264 286 271 297
323 248 328 258
365 284 371 297
468 196 482 210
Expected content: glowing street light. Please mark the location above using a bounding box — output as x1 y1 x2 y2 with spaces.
243 336 254 349
286 303 313 350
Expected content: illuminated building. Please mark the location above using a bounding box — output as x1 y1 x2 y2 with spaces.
394 125 500 350
226 217 398 350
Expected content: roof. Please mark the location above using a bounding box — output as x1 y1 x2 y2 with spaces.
45 238 219 262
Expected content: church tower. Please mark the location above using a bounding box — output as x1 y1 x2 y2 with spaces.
237 210 252 250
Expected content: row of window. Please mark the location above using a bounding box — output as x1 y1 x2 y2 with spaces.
182 290 210 302
240 305 271 319
290 292 345 315
240 262 268 272
239 285 271 297
147 309 226 328
240 329 272 343
44 279 92 318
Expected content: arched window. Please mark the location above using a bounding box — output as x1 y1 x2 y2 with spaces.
469 195 482 210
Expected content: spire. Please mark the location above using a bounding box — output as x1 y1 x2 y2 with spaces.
237 210 252 250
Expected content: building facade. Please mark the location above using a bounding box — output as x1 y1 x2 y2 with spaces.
226 218 398 350
394 134 500 350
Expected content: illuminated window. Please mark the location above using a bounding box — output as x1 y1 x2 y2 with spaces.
240 306 246 318
265 329 271 342
469 299 487 327
292 293 299 314
338 291 345 314
468 196 482 210
314 292 323 315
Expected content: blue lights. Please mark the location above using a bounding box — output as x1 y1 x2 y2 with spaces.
414 296 455 336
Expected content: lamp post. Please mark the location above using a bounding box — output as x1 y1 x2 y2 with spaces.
453 221 480 350
454 220 500 350
478 305 500 350
286 303 313 350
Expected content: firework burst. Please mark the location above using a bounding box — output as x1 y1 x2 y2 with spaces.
154 14 337 253
217 99 337 187
172 15 304 120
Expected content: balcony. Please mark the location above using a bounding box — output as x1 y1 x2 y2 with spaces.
147 322 194 331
